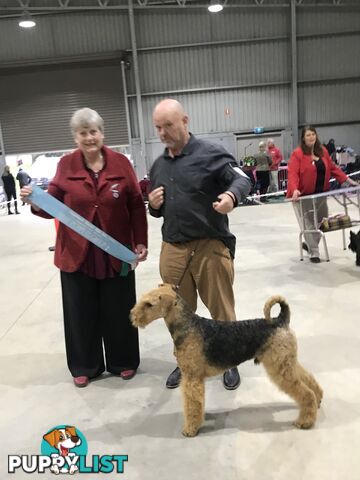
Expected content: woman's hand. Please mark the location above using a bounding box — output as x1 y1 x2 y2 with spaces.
347 178 359 187
135 244 148 262
291 189 301 201
20 185 40 211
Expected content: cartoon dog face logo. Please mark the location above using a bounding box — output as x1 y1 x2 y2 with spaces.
43 426 81 475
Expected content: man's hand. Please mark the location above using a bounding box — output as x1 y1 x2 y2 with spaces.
148 186 165 210
212 192 235 215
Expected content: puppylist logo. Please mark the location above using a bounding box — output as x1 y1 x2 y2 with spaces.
8 425 128 475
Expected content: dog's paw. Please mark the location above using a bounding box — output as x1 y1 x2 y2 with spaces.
293 419 315 429
50 465 60 475
69 465 78 474
182 427 199 437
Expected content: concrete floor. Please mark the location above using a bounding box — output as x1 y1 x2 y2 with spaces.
1 198 360 480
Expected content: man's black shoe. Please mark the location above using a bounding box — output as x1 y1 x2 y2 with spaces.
166 366 181 389
310 257 320 263
223 367 241 390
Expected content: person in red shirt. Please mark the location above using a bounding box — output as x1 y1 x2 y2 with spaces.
139 174 150 201
287 125 357 263
21 108 148 387
267 138 283 193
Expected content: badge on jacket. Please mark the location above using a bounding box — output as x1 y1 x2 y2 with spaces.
111 183 119 198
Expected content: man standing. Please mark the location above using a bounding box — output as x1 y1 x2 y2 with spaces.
16 167 31 205
267 138 283 193
149 99 251 390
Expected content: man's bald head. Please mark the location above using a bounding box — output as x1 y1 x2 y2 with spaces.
153 98 190 156
153 99 186 118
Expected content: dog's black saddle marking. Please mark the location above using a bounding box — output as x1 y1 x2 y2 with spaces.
191 315 281 369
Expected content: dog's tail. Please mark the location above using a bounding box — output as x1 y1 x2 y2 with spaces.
263 295 290 326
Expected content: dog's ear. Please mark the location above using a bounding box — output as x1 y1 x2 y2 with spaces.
66 426 77 438
43 430 57 447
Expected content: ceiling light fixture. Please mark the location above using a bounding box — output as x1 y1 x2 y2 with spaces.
208 0 223 13
18 11 36 29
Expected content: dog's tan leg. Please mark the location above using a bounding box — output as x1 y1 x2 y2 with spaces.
262 353 318 429
181 375 205 437
297 363 323 408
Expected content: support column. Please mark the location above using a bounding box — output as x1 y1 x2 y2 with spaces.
290 0 299 149
120 59 133 167
0 123 5 181
128 0 148 173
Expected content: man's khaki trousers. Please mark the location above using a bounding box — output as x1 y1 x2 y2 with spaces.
159 239 236 321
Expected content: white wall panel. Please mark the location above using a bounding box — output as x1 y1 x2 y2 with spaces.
129 85 291 140
135 11 211 47
298 80 360 125
0 12 130 63
127 39 290 95
132 47 215 93
214 86 291 132
135 8 288 48
214 40 289 86
298 34 360 81
297 8 360 35
210 8 289 40
0 17 56 61
51 12 130 56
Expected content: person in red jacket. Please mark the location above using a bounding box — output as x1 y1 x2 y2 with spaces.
21 108 148 387
139 174 150 202
287 125 357 263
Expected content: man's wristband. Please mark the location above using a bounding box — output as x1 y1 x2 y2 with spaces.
224 191 236 207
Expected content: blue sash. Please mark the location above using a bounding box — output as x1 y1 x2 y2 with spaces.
29 185 137 267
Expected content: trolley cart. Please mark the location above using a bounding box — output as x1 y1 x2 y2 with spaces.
287 185 360 262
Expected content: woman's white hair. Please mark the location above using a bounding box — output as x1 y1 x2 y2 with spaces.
70 108 104 134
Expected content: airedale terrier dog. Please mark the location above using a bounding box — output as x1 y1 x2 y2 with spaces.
131 284 323 437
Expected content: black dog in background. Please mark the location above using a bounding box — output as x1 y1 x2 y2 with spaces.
349 230 360 266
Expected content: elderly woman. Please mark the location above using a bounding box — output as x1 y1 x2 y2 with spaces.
253 141 272 201
287 125 357 263
21 108 148 387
